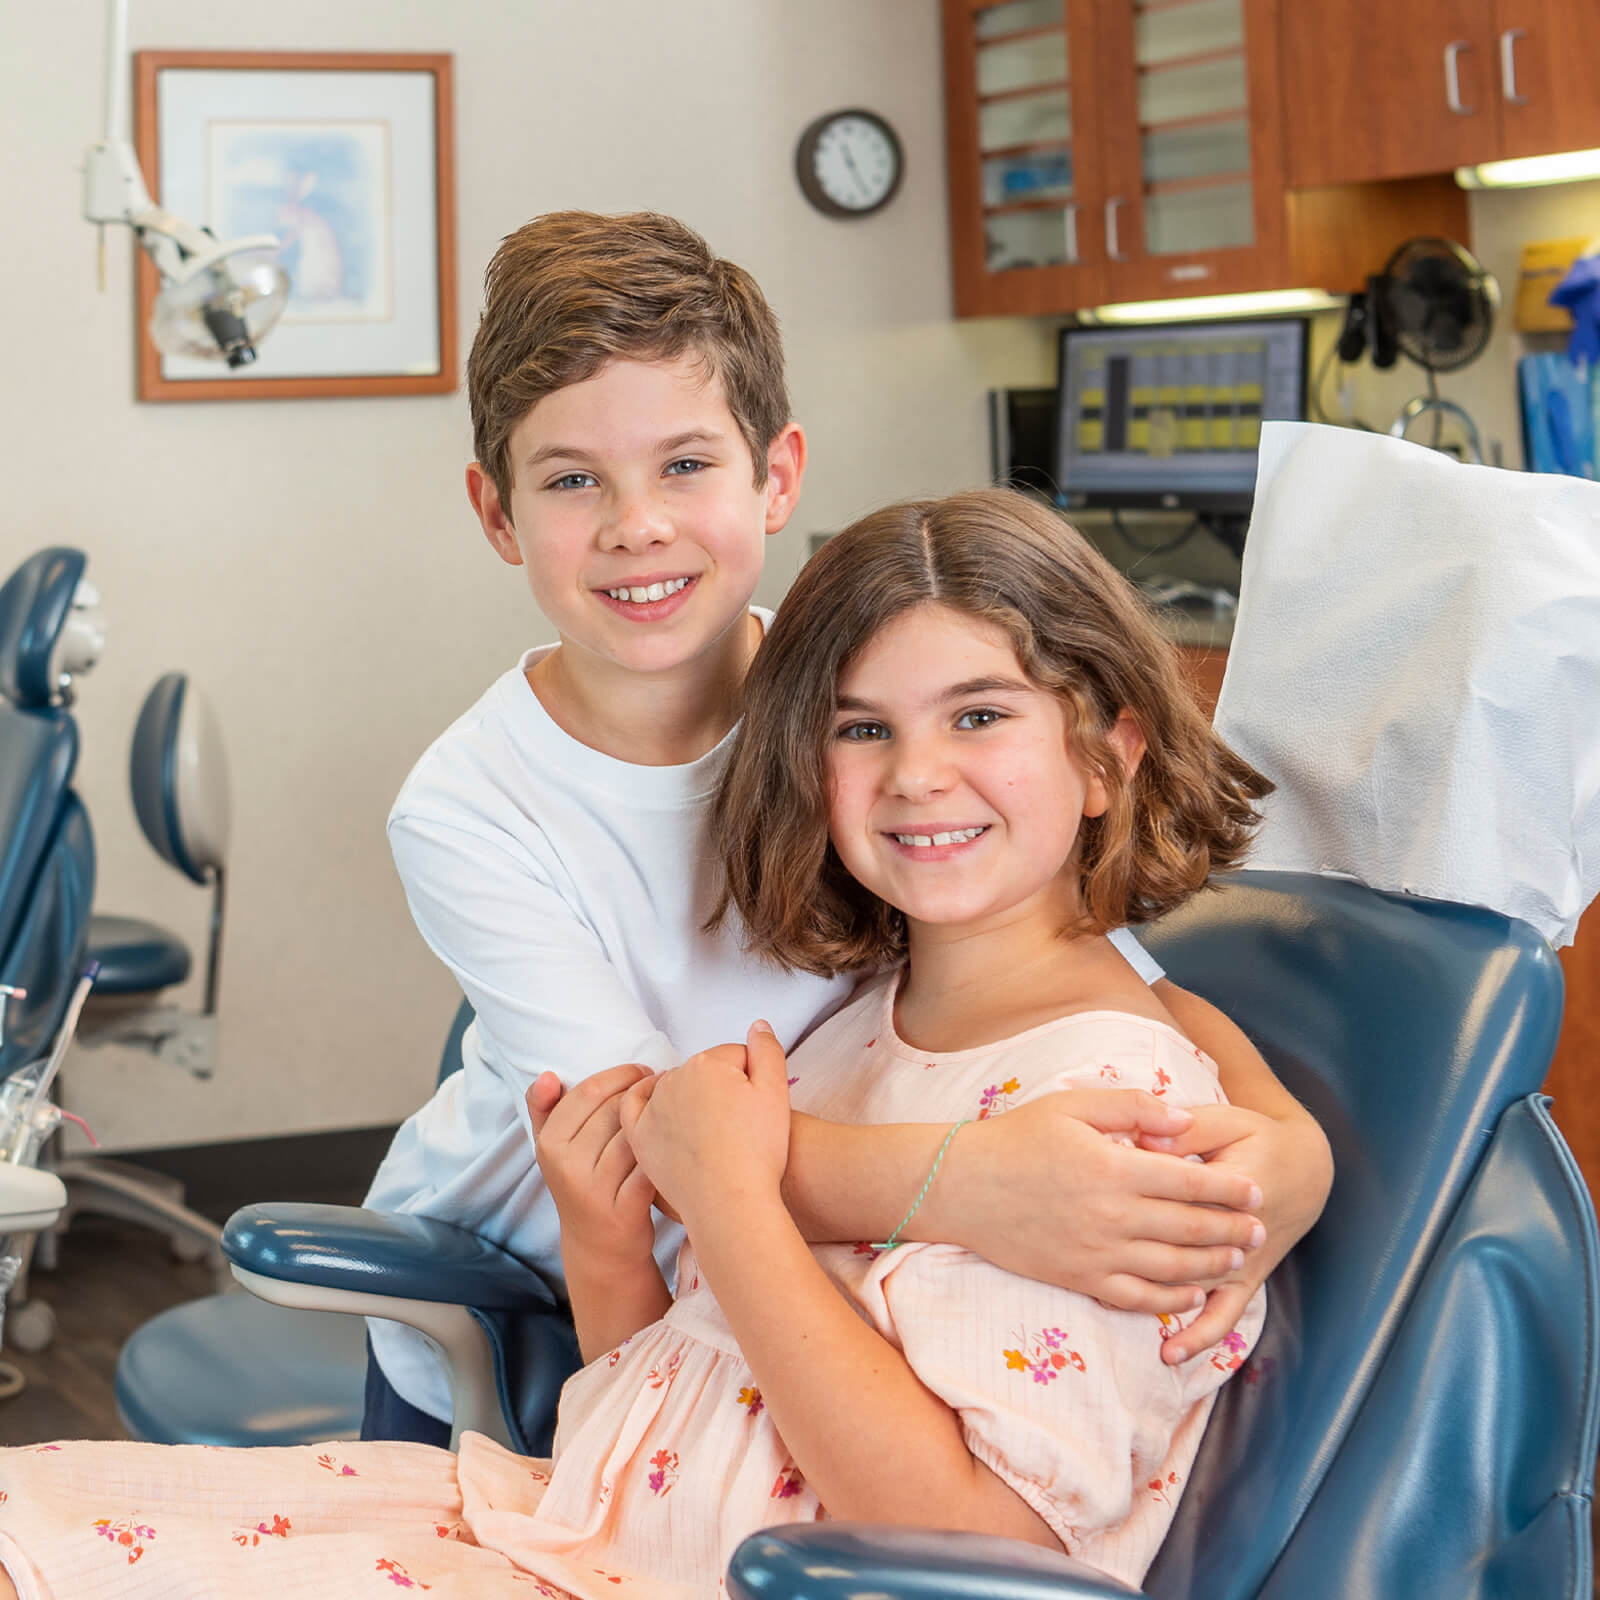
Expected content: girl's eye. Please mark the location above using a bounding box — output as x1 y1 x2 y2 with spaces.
835 720 889 743
955 707 1005 730
664 458 708 476
549 471 597 491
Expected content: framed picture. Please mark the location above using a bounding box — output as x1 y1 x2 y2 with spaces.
132 50 456 401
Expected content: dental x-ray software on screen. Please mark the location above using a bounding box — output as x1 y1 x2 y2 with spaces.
1055 318 1308 513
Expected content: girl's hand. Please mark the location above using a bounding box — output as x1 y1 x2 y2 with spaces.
1139 1101 1333 1363
527 1063 659 1277
929 1087 1265 1315
621 1021 792 1231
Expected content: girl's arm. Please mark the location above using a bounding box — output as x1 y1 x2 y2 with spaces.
622 1027 1060 1547
526 1065 671 1363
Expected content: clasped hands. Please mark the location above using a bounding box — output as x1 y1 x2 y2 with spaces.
527 1024 1282 1364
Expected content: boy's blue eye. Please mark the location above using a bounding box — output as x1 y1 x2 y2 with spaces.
835 720 889 742
664 458 707 476
955 707 1005 730
549 471 597 491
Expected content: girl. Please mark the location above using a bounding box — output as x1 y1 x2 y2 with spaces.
0 489 1274 1597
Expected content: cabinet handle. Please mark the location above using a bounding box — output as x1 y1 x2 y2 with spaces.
1105 197 1127 262
1443 39 1473 114
1500 28 1528 104
1063 203 1079 265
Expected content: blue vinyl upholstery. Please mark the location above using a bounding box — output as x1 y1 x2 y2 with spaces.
0 552 95 1075
84 913 191 995
727 871 1595 1600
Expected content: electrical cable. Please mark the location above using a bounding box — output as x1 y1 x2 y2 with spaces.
1311 335 1380 432
1108 506 1204 561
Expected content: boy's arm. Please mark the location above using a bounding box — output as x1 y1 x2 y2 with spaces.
386 812 689 1283
1142 979 1334 1360
782 1092 1264 1315
525 1067 671 1364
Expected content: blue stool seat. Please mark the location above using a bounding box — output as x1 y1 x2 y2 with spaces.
87 913 191 994
114 1293 368 1445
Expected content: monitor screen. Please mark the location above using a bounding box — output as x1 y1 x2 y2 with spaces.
1054 318 1308 514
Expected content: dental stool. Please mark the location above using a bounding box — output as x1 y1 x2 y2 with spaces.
47 667 233 1286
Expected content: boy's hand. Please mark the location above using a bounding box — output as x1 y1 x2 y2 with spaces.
527 1063 659 1277
621 1021 791 1231
1139 1101 1332 1363
926 1088 1265 1315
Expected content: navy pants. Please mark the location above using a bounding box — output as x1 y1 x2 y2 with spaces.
360 1333 452 1446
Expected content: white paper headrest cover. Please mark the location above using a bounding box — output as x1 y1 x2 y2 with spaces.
1215 421 1600 946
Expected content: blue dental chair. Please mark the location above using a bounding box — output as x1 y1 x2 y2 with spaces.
179 870 1594 1598
0 547 234 1358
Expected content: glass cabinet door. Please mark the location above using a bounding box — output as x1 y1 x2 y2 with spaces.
1097 0 1287 298
943 0 1106 313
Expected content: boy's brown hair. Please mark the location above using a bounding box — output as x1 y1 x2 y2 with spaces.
712 488 1273 977
467 211 790 510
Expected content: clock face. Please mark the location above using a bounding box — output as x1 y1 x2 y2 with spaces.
797 110 903 218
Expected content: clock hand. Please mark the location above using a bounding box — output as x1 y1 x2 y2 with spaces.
842 144 869 202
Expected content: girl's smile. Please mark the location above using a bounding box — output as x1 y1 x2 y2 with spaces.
826 602 1111 941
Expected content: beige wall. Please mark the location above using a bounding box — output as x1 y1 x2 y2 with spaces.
6 1 1053 1150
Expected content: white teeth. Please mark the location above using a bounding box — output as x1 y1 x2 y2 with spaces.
606 577 691 603
893 826 987 848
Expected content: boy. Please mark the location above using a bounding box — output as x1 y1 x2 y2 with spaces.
363 211 1330 1441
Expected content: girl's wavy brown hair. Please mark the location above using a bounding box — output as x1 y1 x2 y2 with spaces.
711 488 1272 977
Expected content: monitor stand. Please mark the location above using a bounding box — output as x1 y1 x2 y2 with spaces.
1199 511 1250 562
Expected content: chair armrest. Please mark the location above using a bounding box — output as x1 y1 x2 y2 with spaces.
222 1202 558 1310
727 1525 1147 1600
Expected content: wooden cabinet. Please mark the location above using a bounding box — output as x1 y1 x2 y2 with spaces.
1280 0 1600 187
943 0 1470 317
944 0 1289 315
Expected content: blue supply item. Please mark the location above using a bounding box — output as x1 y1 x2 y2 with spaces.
1519 351 1596 478
1551 247 1600 365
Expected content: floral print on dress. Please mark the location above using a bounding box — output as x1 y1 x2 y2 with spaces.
1148 1470 1181 1507
1210 1330 1249 1373
376 1555 431 1588
92 1515 155 1564
737 1385 764 1418
647 1448 681 1497
645 1351 683 1390
317 1451 359 1476
1099 1063 1121 1083
1152 1064 1173 1096
977 1077 1021 1119
771 1464 806 1500
232 1513 291 1546
1004 1324 1085 1384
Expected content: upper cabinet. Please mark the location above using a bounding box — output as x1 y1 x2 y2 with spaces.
943 0 1290 315
1281 0 1600 186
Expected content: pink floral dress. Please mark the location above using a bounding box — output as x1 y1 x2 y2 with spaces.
0 972 1263 1598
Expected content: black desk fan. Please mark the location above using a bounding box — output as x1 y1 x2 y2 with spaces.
1331 237 1499 460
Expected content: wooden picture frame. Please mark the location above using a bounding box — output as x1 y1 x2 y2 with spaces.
133 50 456 401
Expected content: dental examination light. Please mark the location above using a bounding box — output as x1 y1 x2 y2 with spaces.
81 0 290 367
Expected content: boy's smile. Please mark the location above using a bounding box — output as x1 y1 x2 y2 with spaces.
467 354 804 761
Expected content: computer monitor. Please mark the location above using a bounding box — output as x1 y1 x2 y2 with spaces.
1054 317 1309 530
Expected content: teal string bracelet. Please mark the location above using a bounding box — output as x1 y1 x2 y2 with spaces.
873 1119 970 1251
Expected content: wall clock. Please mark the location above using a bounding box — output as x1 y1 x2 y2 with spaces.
795 109 904 219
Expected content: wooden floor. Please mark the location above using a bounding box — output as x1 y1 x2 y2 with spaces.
0 1215 214 1446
